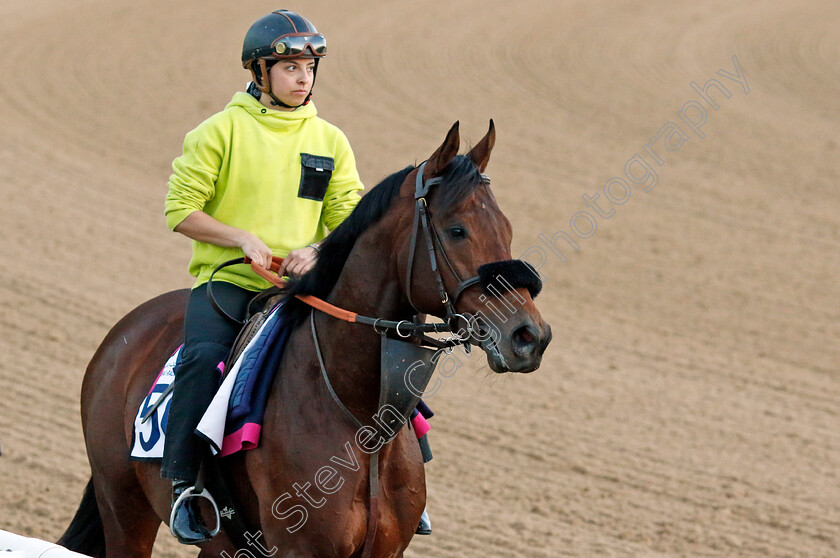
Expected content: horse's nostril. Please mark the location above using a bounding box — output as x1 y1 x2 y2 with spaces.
512 324 539 357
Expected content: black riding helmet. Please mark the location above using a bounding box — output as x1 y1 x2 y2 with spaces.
242 10 327 109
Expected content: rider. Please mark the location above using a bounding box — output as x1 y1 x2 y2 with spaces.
161 9 365 544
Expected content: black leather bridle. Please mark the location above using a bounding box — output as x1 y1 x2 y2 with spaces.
404 160 489 337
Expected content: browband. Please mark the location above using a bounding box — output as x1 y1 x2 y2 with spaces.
414 160 490 199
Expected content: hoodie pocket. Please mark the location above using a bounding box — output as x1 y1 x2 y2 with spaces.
298 153 335 201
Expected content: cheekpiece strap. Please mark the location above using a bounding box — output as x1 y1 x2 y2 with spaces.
415 161 443 200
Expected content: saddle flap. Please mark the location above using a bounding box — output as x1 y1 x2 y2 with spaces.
378 336 439 436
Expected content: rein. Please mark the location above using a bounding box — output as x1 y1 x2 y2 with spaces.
208 161 492 349
208 256 473 350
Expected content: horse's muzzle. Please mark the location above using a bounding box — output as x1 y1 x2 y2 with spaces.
481 318 552 374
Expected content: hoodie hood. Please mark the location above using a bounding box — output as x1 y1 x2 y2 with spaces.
226 91 317 130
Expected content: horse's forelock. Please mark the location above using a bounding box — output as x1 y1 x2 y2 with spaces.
432 155 485 210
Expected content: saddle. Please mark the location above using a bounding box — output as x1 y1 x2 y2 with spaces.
227 287 285 371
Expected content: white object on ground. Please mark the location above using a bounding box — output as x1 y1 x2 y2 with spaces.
0 530 92 557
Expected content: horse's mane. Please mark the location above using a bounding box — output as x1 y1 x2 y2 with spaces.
283 155 484 327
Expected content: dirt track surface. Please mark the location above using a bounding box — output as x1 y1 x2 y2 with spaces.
1 1 838 556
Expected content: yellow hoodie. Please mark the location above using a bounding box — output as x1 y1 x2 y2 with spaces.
165 92 364 291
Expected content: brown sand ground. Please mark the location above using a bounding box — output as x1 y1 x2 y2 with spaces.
1 1 838 556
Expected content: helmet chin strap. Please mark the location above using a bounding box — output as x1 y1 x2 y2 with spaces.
251 58 317 110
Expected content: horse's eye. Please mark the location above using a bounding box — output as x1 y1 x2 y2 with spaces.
447 226 467 239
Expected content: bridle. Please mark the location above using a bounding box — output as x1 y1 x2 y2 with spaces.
403 160 489 342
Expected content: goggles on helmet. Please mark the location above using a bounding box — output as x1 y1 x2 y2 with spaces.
271 33 327 58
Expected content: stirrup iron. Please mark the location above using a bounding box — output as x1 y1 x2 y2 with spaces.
169 485 222 540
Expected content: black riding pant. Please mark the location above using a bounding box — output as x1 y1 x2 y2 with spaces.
161 281 258 482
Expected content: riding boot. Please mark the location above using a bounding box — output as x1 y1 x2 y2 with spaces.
170 480 212 545
416 507 432 535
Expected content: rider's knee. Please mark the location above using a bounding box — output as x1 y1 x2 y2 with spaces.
181 341 231 370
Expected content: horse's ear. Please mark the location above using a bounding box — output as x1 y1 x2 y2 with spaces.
467 119 495 173
424 121 460 179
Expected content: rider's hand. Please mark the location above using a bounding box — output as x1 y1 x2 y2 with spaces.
278 245 319 278
240 233 273 270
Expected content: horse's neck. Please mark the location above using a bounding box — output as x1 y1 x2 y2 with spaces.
314 230 411 419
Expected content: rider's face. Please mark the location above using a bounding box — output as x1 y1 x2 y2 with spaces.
262 58 315 110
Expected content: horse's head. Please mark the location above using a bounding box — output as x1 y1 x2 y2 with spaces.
398 121 552 373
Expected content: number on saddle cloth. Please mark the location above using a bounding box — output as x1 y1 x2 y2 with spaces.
131 347 182 459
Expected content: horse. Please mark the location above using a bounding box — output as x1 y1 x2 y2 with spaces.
58 121 552 557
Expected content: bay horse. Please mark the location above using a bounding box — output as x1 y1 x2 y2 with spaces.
59 121 551 557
